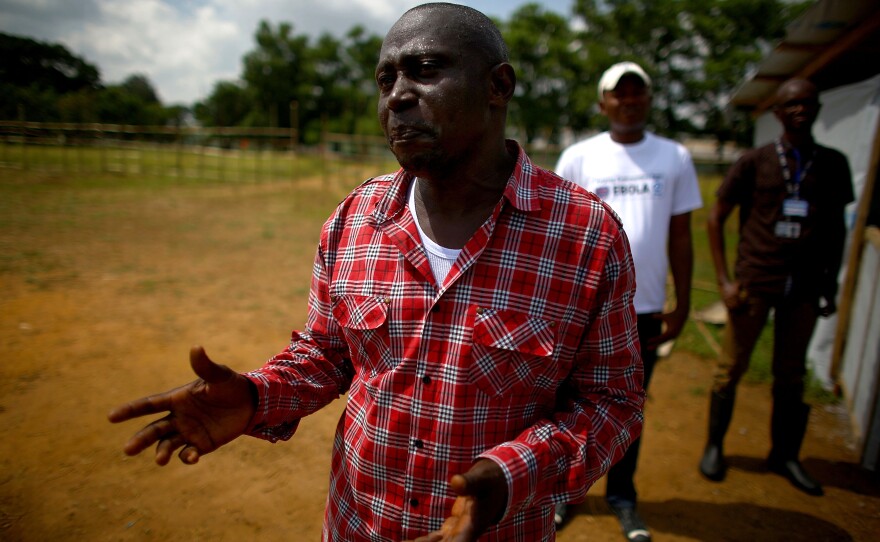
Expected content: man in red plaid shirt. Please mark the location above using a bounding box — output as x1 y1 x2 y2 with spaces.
109 3 645 541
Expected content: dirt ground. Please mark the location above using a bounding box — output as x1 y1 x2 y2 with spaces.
1 174 879 541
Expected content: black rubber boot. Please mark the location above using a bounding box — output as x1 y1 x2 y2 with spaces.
768 400 823 496
699 390 735 481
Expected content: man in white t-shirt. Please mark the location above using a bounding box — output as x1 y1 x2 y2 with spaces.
554 61 703 542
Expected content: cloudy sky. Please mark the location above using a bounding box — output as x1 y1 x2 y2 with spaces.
0 0 575 106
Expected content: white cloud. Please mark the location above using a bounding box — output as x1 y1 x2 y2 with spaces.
0 0 573 105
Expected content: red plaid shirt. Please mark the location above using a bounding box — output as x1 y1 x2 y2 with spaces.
245 142 644 541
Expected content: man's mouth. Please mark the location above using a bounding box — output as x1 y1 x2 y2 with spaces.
388 125 433 145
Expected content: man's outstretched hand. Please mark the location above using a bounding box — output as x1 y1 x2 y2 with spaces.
407 459 508 542
108 346 257 465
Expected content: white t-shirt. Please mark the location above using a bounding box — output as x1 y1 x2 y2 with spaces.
555 132 702 314
408 178 460 285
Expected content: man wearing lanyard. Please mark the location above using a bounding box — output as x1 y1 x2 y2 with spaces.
699 78 853 496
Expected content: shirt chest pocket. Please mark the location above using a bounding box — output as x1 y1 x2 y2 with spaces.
469 306 558 398
331 295 395 377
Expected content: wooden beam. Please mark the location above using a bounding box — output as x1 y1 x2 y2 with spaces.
831 112 880 390
753 12 880 115
775 42 829 53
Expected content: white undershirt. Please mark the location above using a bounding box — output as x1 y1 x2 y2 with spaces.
408 179 461 285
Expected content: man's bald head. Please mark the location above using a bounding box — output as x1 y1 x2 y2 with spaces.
389 3 509 67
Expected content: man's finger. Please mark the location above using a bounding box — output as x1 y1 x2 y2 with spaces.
155 433 188 465
449 473 469 496
107 392 174 423
455 459 502 496
123 417 176 456
189 345 235 384
179 444 201 465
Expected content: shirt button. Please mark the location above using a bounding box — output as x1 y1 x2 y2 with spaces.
422 375 431 385
410 498 419 507
431 304 440 313
413 439 424 449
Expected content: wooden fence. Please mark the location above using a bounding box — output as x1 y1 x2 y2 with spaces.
0 121 398 184
0 121 737 183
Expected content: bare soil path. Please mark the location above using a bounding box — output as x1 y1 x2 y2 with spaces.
1 175 878 541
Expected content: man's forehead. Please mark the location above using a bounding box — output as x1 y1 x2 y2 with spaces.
776 80 817 102
384 16 458 46
379 25 461 63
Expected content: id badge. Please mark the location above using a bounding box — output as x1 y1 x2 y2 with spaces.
774 220 801 239
783 198 809 218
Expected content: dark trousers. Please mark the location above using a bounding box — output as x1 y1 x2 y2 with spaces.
713 293 818 402
605 313 661 508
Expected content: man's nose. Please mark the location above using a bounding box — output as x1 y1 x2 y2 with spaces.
387 75 416 110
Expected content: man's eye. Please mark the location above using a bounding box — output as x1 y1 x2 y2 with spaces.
376 73 395 89
416 61 441 76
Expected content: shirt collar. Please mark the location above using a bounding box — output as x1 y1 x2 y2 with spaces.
778 136 817 155
502 140 543 213
373 140 542 224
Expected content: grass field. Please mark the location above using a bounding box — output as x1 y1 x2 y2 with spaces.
0 143 833 403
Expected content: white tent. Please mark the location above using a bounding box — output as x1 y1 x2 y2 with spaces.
730 0 880 470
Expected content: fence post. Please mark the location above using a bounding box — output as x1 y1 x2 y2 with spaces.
98 125 107 173
290 101 299 181
19 121 28 172
176 127 183 179
321 114 329 187
198 134 205 181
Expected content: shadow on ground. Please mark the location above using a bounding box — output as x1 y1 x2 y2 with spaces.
562 495 854 541
727 454 880 496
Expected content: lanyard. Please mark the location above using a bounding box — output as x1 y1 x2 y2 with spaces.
775 139 814 198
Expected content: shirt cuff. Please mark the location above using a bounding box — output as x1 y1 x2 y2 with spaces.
480 442 542 520
242 372 301 442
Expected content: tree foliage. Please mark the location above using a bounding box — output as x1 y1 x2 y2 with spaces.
501 5 579 144
1 32 181 125
0 32 100 121
194 21 382 142
3 1 811 146
193 81 256 127
569 0 811 144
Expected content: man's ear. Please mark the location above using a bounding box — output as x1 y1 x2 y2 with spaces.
488 63 516 107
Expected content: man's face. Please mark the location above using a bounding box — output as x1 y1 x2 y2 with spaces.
773 81 820 134
600 74 651 135
375 14 491 176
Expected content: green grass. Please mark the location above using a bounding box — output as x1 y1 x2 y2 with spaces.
0 140 399 189
0 143 836 403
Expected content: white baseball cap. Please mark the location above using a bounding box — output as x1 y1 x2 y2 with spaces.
597 61 652 96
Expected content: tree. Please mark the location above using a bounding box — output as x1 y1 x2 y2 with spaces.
120 74 160 105
502 4 580 145
682 0 810 146
0 32 101 121
0 33 100 94
194 81 257 127
306 32 348 141
570 0 811 144
241 20 314 129
339 26 384 137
